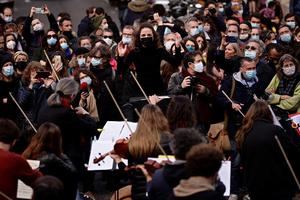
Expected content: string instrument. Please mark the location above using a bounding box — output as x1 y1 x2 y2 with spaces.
144 159 172 175
93 138 129 164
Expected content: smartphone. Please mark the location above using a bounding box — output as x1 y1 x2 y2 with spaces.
226 36 238 43
35 8 44 14
36 71 51 79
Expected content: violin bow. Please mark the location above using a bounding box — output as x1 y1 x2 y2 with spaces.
222 90 245 117
103 81 133 134
43 50 60 81
130 71 150 104
274 135 300 190
134 108 170 162
9 92 37 133
0 191 13 200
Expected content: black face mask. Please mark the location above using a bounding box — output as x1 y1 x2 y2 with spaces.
15 61 28 71
140 37 153 48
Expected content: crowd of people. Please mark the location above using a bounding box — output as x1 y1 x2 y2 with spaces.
0 0 300 199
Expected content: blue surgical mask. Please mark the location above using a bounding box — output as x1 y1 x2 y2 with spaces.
91 57 102 66
77 58 86 67
280 33 292 43
47 37 57 46
190 27 200 36
2 65 14 76
244 69 257 80
194 62 204 73
251 23 259 28
186 45 195 52
244 50 257 60
60 42 69 50
80 76 92 85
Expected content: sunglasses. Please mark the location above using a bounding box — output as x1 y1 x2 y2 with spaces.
245 45 257 51
103 36 112 39
47 34 57 39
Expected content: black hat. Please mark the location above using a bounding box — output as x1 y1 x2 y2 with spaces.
74 47 90 56
0 51 13 69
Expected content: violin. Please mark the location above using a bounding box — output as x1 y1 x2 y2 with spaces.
93 138 129 164
143 159 172 175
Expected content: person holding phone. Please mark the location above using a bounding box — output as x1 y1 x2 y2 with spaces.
23 5 59 61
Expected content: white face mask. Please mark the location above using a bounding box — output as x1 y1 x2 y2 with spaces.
33 23 43 31
103 37 112 46
80 76 92 85
283 66 296 76
194 62 204 73
4 16 12 23
122 36 132 45
6 40 16 50
2 65 14 76
244 50 257 60
102 23 109 29
164 40 175 51
83 44 91 50
77 58 86 67
239 33 249 40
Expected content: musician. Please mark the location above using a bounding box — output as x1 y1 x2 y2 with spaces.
110 104 172 200
236 100 300 200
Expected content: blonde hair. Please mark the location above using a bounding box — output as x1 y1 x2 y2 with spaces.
128 104 170 159
47 77 79 106
226 43 243 57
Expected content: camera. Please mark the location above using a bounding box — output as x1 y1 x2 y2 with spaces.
189 76 201 87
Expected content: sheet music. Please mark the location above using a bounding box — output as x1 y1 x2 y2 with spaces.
219 160 231 196
17 160 40 199
88 141 115 171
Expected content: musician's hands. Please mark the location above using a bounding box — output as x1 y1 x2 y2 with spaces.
232 103 243 111
75 107 89 115
81 92 89 100
149 95 161 105
109 153 122 164
136 165 152 182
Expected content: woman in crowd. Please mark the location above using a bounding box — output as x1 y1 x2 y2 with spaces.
58 34 73 61
23 122 77 200
4 33 19 55
236 100 300 200
266 54 300 117
182 37 199 53
111 104 172 200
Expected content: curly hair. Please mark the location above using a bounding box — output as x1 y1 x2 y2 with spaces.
134 22 162 49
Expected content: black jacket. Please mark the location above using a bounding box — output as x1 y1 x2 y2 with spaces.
241 120 300 200
37 104 97 172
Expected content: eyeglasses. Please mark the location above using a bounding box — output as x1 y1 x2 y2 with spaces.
47 34 57 38
103 36 113 39
245 45 257 51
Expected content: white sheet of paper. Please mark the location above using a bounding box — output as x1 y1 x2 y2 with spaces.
17 160 40 199
117 122 137 140
98 121 125 142
218 160 231 196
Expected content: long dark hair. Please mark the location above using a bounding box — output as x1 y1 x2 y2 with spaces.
23 122 63 159
236 100 273 149
134 22 162 49
166 96 197 132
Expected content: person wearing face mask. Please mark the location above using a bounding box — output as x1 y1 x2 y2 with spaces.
58 17 78 50
4 33 18 54
117 22 183 99
13 51 28 79
266 54 300 118
168 51 218 133
239 22 252 44
278 25 300 58
41 30 60 63
23 6 59 61
0 52 18 120
102 28 117 55
58 35 73 61
244 40 275 91
284 13 298 31
75 70 99 122
216 57 264 198
0 7 14 24
183 37 199 53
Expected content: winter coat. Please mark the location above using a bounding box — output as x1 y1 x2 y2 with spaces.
241 119 300 200
266 74 300 113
